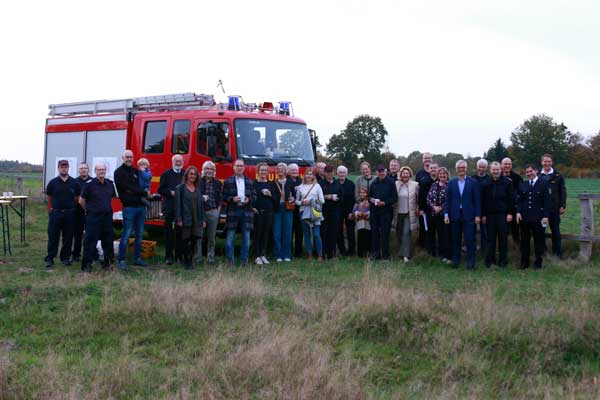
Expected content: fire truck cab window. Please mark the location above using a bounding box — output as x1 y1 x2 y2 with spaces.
172 120 190 154
197 122 229 158
143 120 167 153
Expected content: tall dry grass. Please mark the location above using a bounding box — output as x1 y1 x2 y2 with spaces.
102 271 267 319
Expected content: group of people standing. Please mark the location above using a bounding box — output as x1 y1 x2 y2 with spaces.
44 149 566 271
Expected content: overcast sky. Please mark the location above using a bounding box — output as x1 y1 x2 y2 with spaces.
1 0 599 164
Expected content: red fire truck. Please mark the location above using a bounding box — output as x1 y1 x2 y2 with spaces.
44 92 316 227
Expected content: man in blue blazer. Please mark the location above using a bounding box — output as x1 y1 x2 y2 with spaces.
444 160 481 269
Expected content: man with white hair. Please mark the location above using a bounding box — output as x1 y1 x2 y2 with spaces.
444 160 481 269
472 159 491 254
158 154 186 264
114 149 150 270
336 165 356 256
79 162 117 272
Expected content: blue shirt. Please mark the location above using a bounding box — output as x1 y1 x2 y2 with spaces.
458 178 466 208
81 178 117 213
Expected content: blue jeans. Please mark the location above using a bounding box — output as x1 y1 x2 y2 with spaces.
225 209 251 263
273 204 294 259
119 207 146 261
302 221 322 256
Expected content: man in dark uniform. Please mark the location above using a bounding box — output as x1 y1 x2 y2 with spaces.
45 160 80 268
516 164 550 269
158 154 185 264
72 162 93 262
502 157 523 245
538 154 567 258
472 159 491 255
481 161 513 267
369 165 398 260
79 163 117 272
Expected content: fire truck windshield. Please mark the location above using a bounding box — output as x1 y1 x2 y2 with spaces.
234 119 315 165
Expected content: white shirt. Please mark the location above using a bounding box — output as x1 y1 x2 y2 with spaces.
541 167 554 175
235 175 245 199
528 176 538 187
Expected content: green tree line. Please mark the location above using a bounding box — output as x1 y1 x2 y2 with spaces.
323 113 600 177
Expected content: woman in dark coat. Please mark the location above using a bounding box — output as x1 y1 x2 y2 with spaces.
175 166 205 269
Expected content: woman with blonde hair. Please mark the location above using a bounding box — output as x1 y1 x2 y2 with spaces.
175 166 206 269
295 168 324 260
395 166 419 262
198 160 222 264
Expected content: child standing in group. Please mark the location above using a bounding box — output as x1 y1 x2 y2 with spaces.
137 158 153 207
353 187 371 257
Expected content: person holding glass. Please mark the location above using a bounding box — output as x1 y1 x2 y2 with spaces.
295 168 324 260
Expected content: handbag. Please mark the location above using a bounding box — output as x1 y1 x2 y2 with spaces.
301 184 322 221
276 180 296 211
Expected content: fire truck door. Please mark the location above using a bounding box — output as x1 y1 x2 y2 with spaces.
44 131 85 188
85 129 127 180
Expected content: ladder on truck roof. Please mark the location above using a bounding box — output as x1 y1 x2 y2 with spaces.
48 92 216 116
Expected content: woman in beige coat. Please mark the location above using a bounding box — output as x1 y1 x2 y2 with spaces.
395 166 419 262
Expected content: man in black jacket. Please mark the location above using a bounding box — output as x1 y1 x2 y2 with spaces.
502 157 523 244
418 162 437 254
472 159 491 255
416 152 434 249
539 154 567 258
336 165 356 256
481 162 513 267
72 162 93 262
114 150 150 270
158 155 185 264
516 164 550 269
320 165 343 259
369 165 398 260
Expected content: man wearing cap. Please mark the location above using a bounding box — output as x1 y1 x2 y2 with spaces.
72 162 93 262
368 165 398 260
44 160 80 268
79 163 117 272
320 164 343 259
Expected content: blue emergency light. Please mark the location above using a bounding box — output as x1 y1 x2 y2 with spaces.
228 95 241 111
278 101 291 115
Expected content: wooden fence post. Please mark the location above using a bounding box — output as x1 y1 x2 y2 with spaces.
16 177 23 195
579 194 595 260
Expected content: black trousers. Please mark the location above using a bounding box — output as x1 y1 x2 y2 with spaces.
371 209 392 259
181 235 199 267
164 210 182 261
45 209 75 263
547 212 562 257
520 220 545 268
357 228 371 257
253 209 273 258
322 208 340 258
337 211 356 256
418 215 427 248
431 214 451 260
82 212 113 269
72 206 86 259
508 215 520 245
486 214 508 266
293 208 303 257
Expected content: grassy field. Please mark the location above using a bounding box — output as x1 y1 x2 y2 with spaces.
1 184 600 398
